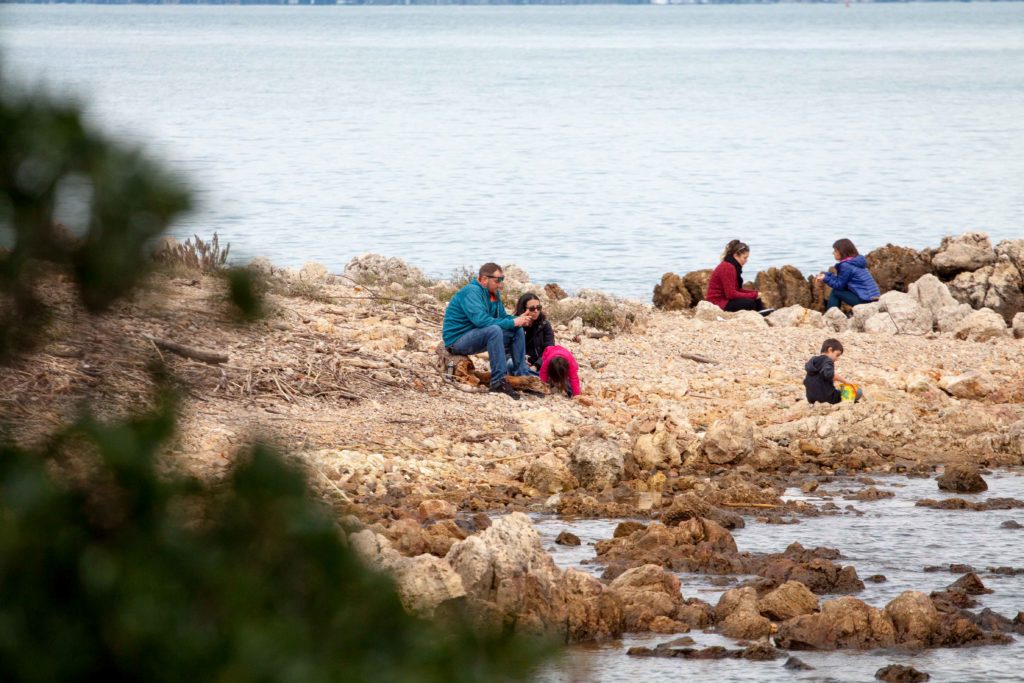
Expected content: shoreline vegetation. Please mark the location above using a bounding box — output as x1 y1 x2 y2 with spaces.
4 229 1022 664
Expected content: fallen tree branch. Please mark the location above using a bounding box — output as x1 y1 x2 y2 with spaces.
681 352 718 365
143 333 228 364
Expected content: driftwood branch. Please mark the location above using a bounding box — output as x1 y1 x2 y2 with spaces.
720 502 779 509
143 333 229 365
681 352 718 365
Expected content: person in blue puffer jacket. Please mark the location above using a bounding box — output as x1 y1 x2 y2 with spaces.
816 238 881 311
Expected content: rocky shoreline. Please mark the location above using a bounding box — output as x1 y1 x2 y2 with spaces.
3 233 1022 669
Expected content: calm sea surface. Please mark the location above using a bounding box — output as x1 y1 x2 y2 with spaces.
1 4 1023 297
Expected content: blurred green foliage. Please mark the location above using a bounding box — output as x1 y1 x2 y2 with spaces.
0 397 548 683
0 75 189 357
0 71 551 680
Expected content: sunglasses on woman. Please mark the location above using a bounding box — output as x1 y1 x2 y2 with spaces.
527 305 542 312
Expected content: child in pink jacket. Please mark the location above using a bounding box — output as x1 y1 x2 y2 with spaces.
539 345 581 398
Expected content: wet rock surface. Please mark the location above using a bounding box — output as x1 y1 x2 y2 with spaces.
936 461 988 493
775 596 897 650
875 664 931 682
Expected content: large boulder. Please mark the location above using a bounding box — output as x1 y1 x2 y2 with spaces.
775 596 897 650
808 274 831 312
595 518 741 576
388 554 468 618
758 556 865 595
683 269 713 304
908 274 958 319
948 266 990 309
850 302 882 332
627 405 695 474
694 300 728 321
876 291 934 335
932 232 996 276
866 244 934 293
936 461 988 493
349 530 466 618
524 452 578 494
729 310 770 329
299 261 329 282
863 311 899 334
569 435 625 490
703 412 755 465
997 238 1024 272
755 266 813 310
653 272 693 311
500 264 534 292
715 587 773 639
607 564 686 632
935 303 974 334
766 305 823 329
938 371 999 401
445 513 562 633
544 282 568 301
631 431 680 472
949 258 1024 324
822 307 850 333
953 308 1008 342
983 258 1024 323
674 517 739 553
661 492 745 530
884 591 942 647
758 580 820 622
344 253 426 285
561 568 626 642
875 664 932 683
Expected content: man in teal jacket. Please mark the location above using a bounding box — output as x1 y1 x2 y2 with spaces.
442 263 533 399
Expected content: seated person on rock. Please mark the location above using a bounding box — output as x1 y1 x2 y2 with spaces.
539 345 580 399
442 262 533 399
514 291 553 374
705 239 768 312
816 238 881 312
804 338 862 404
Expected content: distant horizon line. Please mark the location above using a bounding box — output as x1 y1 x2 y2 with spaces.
4 0 1022 5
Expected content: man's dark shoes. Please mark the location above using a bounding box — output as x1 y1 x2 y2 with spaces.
490 380 521 400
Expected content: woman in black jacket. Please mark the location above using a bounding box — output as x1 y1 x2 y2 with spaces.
515 292 554 372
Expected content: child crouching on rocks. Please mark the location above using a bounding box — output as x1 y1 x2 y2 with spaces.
539 345 581 398
804 338 863 404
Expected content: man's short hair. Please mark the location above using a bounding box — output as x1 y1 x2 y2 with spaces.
821 338 844 354
478 262 502 278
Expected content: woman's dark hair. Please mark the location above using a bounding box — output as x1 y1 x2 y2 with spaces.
832 239 859 260
514 291 545 321
722 240 749 261
546 356 570 395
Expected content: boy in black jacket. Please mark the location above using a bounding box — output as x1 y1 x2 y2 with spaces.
804 338 860 404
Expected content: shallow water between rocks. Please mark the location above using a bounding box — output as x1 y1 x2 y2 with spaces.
532 470 1024 683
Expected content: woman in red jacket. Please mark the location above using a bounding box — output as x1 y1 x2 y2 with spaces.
704 239 766 312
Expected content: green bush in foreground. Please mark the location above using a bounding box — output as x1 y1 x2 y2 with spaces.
0 69 552 681
0 399 550 682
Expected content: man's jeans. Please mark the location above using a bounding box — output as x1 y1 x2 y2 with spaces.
449 325 529 388
826 289 865 311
